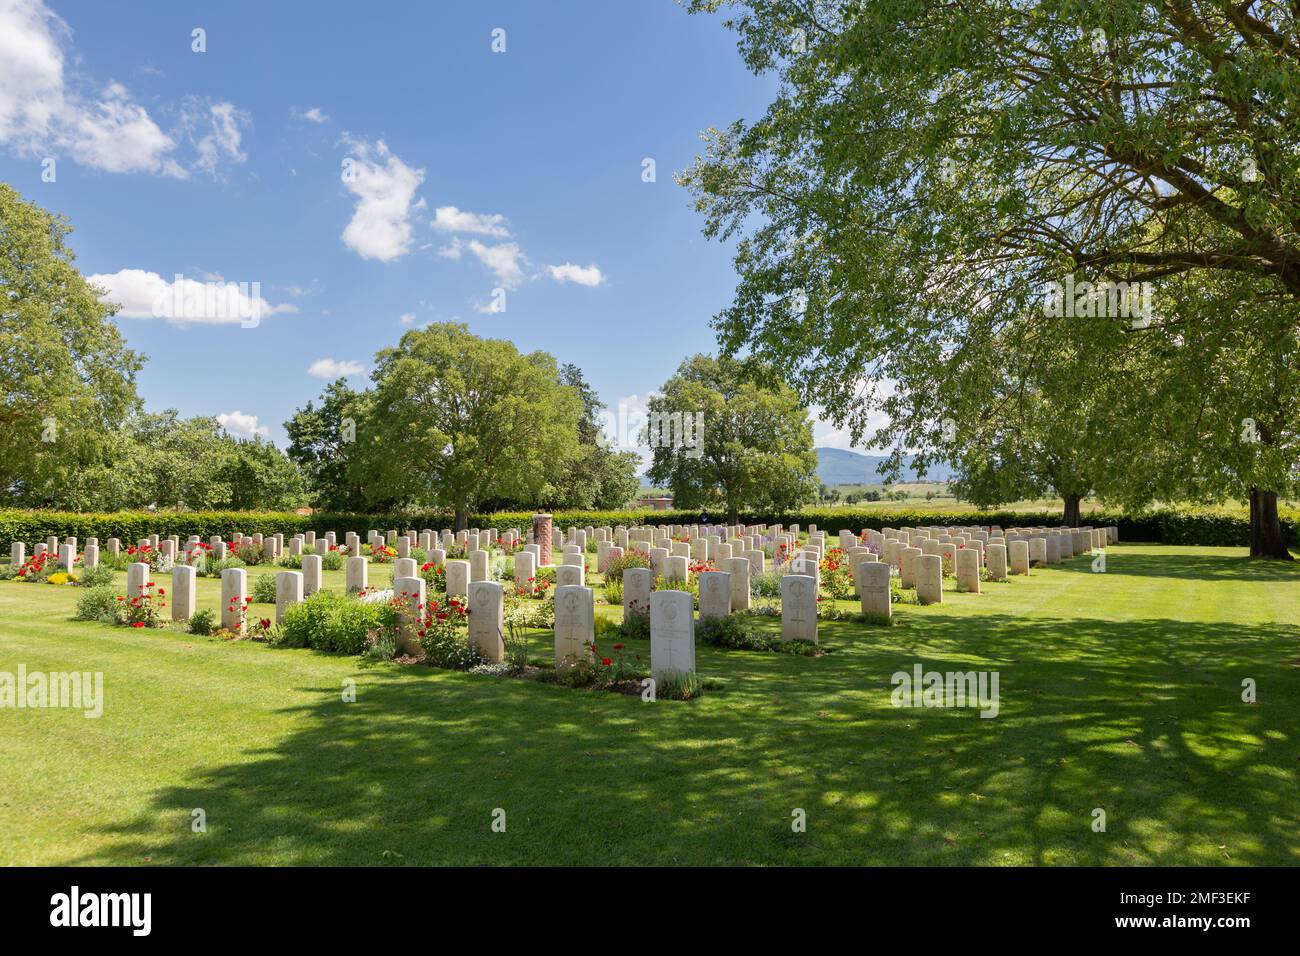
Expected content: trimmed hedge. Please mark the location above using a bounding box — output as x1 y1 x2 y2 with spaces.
1 505 1294 551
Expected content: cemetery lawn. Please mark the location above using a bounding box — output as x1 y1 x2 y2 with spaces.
1 544 1298 866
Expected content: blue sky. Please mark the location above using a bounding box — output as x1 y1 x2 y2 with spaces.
0 0 862 454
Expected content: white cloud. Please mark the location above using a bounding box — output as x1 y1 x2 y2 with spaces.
189 100 248 176
437 238 464 260
431 205 510 238
466 240 527 289
217 410 269 440
810 399 893 452
0 0 253 177
295 106 329 123
339 137 425 262
472 296 506 314
308 358 365 379
399 312 416 325
88 269 298 325
546 262 605 287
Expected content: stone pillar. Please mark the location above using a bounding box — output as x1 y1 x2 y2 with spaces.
345 555 368 594
780 574 818 643
533 513 553 567
915 553 943 605
301 553 322 596
468 580 505 662
221 567 247 632
172 564 197 622
553 585 595 668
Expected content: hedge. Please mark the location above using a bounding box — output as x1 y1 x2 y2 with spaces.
2 505 1295 551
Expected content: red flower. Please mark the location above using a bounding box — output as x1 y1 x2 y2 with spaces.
601 658 612 666
131 621 145 628
613 643 624 650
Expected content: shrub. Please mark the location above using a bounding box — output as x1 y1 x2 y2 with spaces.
751 570 782 598
198 556 246 578
46 572 73 586
235 544 267 565
698 614 774 651
602 578 623 605
278 591 397 655
279 553 303 569
362 629 398 662
112 581 167 628
321 551 343 571
418 596 480 669
76 564 116 588
620 603 650 640
188 609 217 636
603 550 649 583
251 574 278 603
74 586 118 622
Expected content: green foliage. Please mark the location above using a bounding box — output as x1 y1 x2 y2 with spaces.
603 549 650 582
251 574 278 604
655 669 703 701
73 586 118 622
320 551 343 571
74 564 115 588
645 354 819 522
284 378 370 510
0 183 143 508
277 591 397 655
188 609 216 636
350 323 582 527
619 609 650 641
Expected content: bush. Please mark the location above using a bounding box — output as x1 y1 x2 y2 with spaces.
74 586 118 622
251 574 278 603
698 615 774 651
235 544 268 565
321 551 343 571
619 607 650 641
418 597 480 669
76 564 116 588
602 578 623 605
603 550 650 583
198 556 245 578
278 591 397 655
188 608 217 636
751 570 782 598
362 629 398 662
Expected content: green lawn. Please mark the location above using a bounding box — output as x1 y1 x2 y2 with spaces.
2 544 1298 865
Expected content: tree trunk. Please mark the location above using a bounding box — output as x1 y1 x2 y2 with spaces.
1248 488 1293 560
454 504 469 532
1063 493 1081 527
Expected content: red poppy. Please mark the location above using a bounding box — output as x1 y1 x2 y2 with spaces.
601 658 612 666
131 621 145 628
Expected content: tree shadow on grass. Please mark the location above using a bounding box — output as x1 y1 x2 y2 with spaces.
64 591 1300 867
1100 549 1300 582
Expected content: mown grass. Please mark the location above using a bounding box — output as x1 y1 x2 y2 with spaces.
1 544 1297 866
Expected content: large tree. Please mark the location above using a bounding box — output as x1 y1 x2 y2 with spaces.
0 183 142 504
644 354 818 522
355 323 582 529
284 378 371 511
682 0 1300 556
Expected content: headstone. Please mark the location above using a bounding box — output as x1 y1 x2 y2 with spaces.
394 557 417 580
780 575 818 643
915 553 943 604
345 555 368 594
390 576 425 655
221 567 247 632
468 581 505 662
10 542 24 567
1009 539 1030 575
556 563 585 588
623 567 652 618
650 590 695 680
666 555 689 585
955 548 981 592
58 543 75 570
698 571 731 620
83 542 100 569
171 564 197 621
724 556 751 611
986 543 1008 581
900 546 923 589
515 550 536 587
1029 537 1047 567
301 553 322 596
553 585 595 668
859 562 891 621
127 562 150 598
275 571 303 623
446 560 470 598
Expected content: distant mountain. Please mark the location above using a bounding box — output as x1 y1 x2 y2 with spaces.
816 446 954 485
